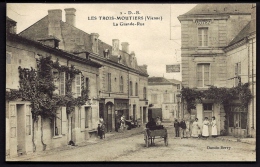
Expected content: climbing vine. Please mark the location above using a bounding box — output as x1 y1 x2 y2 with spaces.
180 83 252 113
6 55 89 151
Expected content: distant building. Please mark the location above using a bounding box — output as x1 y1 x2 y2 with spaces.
147 77 181 122
19 8 149 133
178 3 256 137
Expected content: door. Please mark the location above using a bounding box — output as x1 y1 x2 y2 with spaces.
203 111 213 136
133 105 136 121
143 107 147 123
106 103 113 132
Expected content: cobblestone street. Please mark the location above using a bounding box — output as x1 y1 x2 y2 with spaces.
7 126 255 162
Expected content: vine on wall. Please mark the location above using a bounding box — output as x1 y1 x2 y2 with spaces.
180 83 252 113
6 56 89 151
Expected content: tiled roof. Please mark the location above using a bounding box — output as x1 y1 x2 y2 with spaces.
228 20 256 46
181 3 252 16
7 32 102 68
148 77 172 84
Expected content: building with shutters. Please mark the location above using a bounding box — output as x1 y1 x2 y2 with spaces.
18 8 149 133
147 77 181 122
6 17 102 157
178 3 256 137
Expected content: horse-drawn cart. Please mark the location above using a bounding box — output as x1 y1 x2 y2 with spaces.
144 127 168 147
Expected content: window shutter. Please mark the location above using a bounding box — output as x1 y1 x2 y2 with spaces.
235 64 238 86
56 108 62 135
60 72 65 95
10 104 17 138
61 107 67 134
75 74 81 97
80 106 85 131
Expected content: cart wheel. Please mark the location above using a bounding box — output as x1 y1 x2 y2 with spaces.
164 136 168 146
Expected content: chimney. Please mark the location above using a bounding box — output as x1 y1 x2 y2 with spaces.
48 9 62 36
112 39 119 55
251 4 256 20
143 64 147 70
90 33 99 54
121 42 129 54
64 8 76 27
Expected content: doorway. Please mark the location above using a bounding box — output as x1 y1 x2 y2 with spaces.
105 102 113 132
143 107 147 123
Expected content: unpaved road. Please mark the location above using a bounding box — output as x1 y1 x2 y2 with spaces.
8 127 255 161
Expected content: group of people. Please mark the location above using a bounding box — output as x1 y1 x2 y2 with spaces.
174 116 218 139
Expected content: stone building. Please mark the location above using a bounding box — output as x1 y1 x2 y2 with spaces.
178 3 256 137
147 77 181 122
6 17 102 157
19 8 149 132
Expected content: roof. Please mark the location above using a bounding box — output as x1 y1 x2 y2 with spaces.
228 20 256 46
148 77 173 85
167 79 182 84
6 16 17 24
181 3 252 16
19 13 148 76
7 32 102 68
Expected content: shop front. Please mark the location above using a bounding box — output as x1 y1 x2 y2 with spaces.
114 99 129 131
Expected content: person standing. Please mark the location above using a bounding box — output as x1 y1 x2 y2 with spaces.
202 117 210 139
211 116 218 138
191 118 200 138
173 119 180 137
179 119 187 139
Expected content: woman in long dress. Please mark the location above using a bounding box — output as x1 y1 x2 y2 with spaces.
211 116 218 138
202 117 210 139
191 118 200 138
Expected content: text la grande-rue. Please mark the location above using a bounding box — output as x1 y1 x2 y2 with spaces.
113 22 144 26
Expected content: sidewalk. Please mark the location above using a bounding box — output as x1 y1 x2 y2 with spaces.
215 136 256 145
6 125 145 161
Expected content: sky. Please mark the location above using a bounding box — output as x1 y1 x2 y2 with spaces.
7 3 197 81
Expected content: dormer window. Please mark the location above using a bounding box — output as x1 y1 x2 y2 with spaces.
103 49 110 59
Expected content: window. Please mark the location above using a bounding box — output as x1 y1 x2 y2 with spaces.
75 74 81 97
54 109 62 136
6 52 12 64
85 77 89 91
60 72 65 95
198 27 208 47
54 107 66 136
197 63 210 87
143 87 147 99
130 81 133 96
135 82 138 96
234 62 241 86
151 94 158 104
120 76 123 93
108 73 111 92
163 93 170 103
177 84 180 90
203 103 213 110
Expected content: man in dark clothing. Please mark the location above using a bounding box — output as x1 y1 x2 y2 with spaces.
146 118 156 129
174 119 180 137
179 119 187 139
